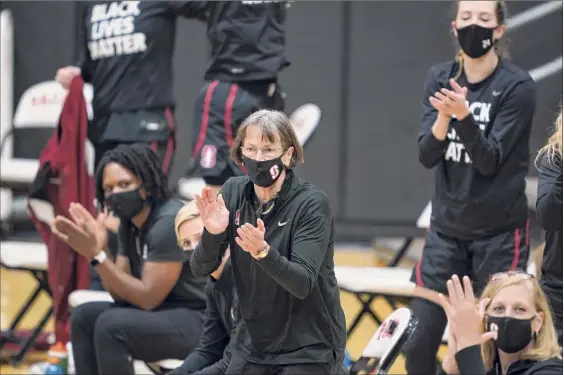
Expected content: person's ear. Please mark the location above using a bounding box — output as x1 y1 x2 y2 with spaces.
532 311 545 335
451 21 458 38
494 24 506 41
282 146 294 167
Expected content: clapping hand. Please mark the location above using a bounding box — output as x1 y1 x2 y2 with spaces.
438 275 497 353
195 187 230 235
51 203 105 260
235 219 266 256
429 79 471 120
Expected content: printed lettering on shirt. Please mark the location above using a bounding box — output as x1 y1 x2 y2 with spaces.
444 100 490 164
88 1 147 60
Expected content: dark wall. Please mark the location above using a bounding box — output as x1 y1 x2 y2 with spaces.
3 1 562 242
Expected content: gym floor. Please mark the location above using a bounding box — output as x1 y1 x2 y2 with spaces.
0 247 447 374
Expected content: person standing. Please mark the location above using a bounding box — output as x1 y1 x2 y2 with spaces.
536 108 563 345
188 1 290 197
404 1 537 373
191 109 346 374
55 0 208 289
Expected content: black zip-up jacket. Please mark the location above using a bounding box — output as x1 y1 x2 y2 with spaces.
186 1 289 82
190 170 347 366
438 345 563 375
169 262 236 375
418 59 537 239
537 153 563 335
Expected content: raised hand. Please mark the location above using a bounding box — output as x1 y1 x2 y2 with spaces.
429 78 470 120
438 275 497 352
194 187 230 235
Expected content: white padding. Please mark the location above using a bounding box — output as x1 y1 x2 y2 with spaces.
68 290 114 308
0 158 39 184
363 307 413 359
0 241 47 270
154 359 183 370
289 103 321 146
335 266 415 297
416 201 432 229
177 177 206 200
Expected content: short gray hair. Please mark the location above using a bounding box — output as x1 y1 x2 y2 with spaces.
230 109 305 168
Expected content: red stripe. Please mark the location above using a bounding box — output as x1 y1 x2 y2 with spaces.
510 228 521 271
415 260 424 286
193 80 219 158
150 141 158 152
224 84 239 149
163 108 177 174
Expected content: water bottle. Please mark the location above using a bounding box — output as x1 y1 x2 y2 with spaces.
47 342 68 374
343 350 354 370
44 358 64 375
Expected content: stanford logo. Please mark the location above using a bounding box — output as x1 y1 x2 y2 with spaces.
234 210 240 226
269 165 280 180
375 319 399 340
200 145 217 169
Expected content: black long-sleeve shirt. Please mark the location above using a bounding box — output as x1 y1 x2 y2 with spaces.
537 153 563 329
438 345 563 375
418 59 537 239
190 170 346 366
195 1 290 82
169 263 236 375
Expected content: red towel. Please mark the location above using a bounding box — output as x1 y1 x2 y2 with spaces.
28 76 93 343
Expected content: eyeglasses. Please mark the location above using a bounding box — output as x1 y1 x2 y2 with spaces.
241 146 284 159
489 271 534 282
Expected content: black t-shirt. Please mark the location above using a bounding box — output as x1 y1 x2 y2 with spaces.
418 59 537 239
117 198 207 310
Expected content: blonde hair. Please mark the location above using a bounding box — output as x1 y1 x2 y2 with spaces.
480 275 562 369
174 201 200 241
452 0 509 80
536 108 563 166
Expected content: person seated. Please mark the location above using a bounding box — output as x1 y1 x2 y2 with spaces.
168 201 236 375
438 272 562 375
51 144 207 375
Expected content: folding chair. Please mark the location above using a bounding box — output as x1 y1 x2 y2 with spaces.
350 307 417 375
0 241 52 365
0 80 94 365
177 103 321 200
68 290 183 375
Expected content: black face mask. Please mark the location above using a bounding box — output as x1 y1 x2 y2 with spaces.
243 155 286 188
105 188 147 220
487 315 535 354
457 24 496 59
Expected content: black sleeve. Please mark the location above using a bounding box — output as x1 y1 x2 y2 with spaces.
190 345 231 375
452 79 537 176
454 345 487 375
536 155 563 232
190 183 232 277
167 285 229 375
418 66 450 169
256 193 332 300
76 4 93 82
146 216 184 263
168 1 208 20
527 360 564 375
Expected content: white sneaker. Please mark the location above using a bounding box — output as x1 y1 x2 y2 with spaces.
28 361 49 375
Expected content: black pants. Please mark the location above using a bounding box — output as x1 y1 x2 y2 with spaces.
541 280 563 346
70 301 203 375
89 138 174 291
225 350 331 375
190 80 285 187
404 226 530 375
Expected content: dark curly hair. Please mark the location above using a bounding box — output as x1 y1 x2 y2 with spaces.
95 144 172 208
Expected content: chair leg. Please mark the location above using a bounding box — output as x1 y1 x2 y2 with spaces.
387 237 414 267
10 305 53 366
347 294 379 338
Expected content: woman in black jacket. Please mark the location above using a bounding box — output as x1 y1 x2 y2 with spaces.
536 109 563 346
438 273 562 375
